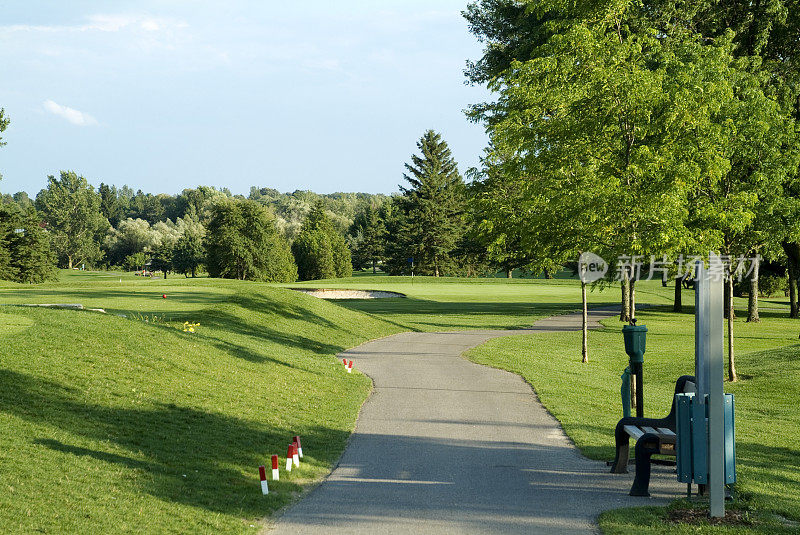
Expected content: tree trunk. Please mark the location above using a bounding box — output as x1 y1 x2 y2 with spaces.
674 276 683 313
661 270 668 287
629 278 636 321
372 259 376 274
727 276 738 382
747 256 760 323
582 280 589 363
507 269 513 278
723 280 735 320
785 241 800 318
163 270 168 279
68 256 73 270
620 270 631 322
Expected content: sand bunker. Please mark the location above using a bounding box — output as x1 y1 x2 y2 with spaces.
291 288 405 299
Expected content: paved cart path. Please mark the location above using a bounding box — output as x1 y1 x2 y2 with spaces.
268 309 682 534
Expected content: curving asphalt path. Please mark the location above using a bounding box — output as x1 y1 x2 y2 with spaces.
268 309 682 534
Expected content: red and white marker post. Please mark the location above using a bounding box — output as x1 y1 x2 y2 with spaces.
271 454 279 481
258 465 269 495
347 360 353 373
342 358 347 366
291 443 300 468
285 444 293 472
293 436 303 459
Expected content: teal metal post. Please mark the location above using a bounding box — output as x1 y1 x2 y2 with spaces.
622 323 648 417
620 366 631 418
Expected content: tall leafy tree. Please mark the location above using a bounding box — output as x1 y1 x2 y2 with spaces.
35 171 109 269
205 199 296 282
173 230 205 277
394 130 466 277
103 218 159 266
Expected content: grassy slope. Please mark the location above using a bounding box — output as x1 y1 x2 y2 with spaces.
0 274 403 534
465 295 800 533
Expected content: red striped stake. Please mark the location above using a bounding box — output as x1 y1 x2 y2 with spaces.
285 444 293 472
342 358 347 366
292 443 300 468
347 360 353 373
258 465 269 495
293 436 303 458
271 454 279 480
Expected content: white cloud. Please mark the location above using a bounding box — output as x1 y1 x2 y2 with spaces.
43 100 98 126
1 15 187 34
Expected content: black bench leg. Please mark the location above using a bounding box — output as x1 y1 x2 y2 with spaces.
630 433 660 497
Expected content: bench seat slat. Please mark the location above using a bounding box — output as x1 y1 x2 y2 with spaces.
623 425 645 440
657 427 676 437
641 426 659 435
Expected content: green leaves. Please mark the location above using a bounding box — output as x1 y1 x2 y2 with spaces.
205 199 296 283
35 171 109 269
292 201 351 281
467 0 799 268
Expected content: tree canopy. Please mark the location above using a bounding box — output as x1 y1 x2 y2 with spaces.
35 171 109 269
292 201 352 280
205 198 296 282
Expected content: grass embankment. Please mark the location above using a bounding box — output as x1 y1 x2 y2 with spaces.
0 274 402 534
465 299 800 533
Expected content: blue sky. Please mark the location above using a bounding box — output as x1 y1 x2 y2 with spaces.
0 1 491 197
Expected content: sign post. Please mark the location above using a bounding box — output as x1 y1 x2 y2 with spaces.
695 254 726 518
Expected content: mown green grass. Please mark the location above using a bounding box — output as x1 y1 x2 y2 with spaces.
3 271 796 533
0 275 404 534
286 274 640 331
465 303 800 533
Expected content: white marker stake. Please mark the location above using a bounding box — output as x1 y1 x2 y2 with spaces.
285 445 293 472
271 455 279 481
292 443 300 468
259 466 269 495
293 436 303 459
347 360 353 373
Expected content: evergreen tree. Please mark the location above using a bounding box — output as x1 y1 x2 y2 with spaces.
0 205 56 283
350 204 386 273
292 201 352 280
395 130 466 277
98 183 123 227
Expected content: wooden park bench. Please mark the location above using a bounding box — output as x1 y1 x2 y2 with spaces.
610 375 696 496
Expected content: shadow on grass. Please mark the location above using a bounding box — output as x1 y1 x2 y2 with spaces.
0 368 348 517
739 442 800 491
189 293 360 364
333 297 608 330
